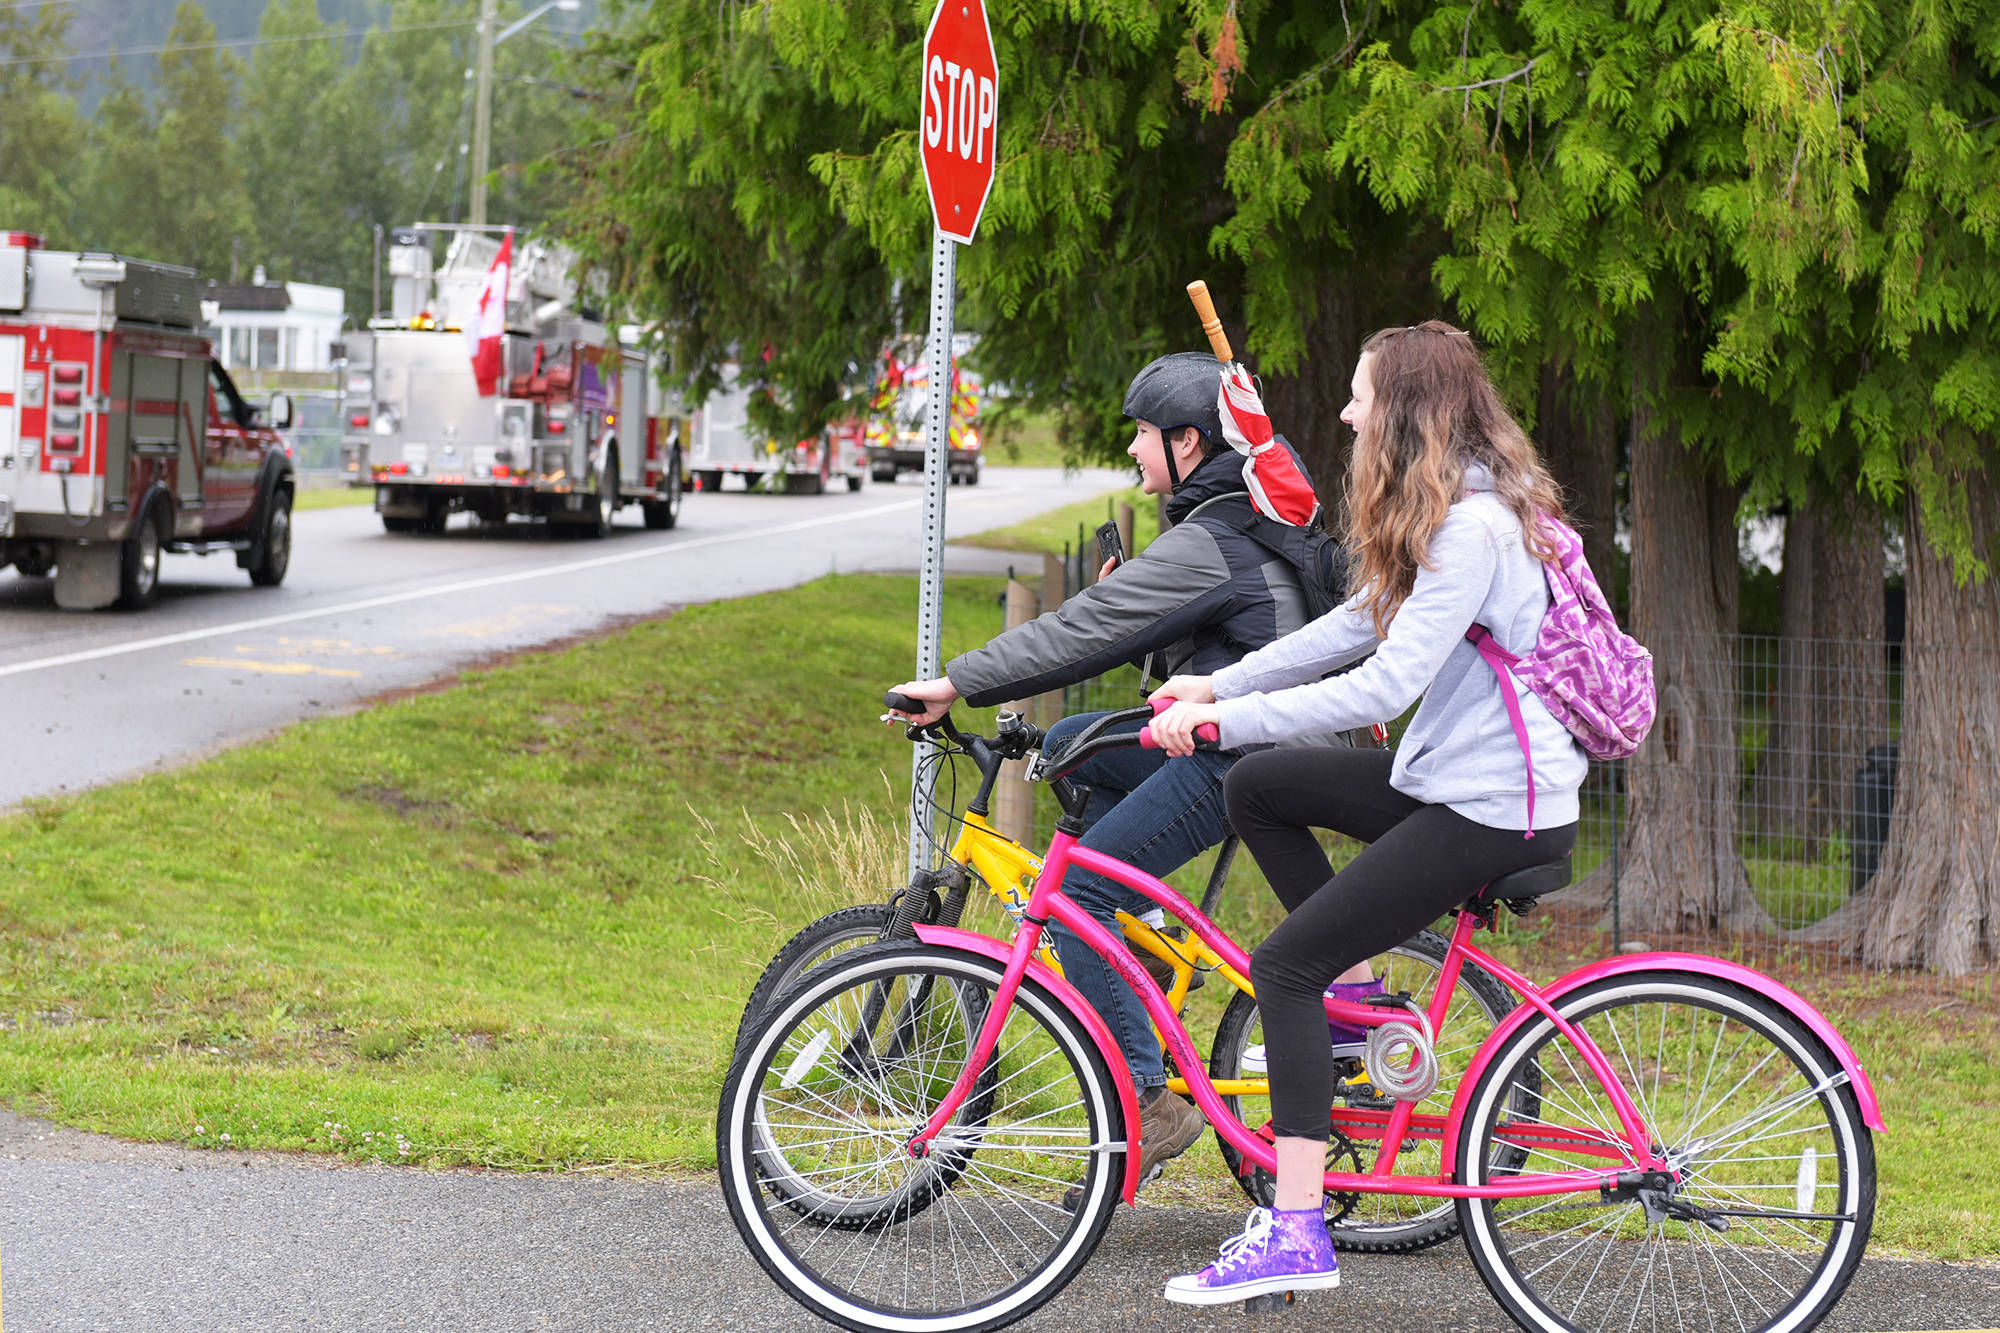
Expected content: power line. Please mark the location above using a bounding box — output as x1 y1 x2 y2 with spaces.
0 16 477 70
0 0 80 14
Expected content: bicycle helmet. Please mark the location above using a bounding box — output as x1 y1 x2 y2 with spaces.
1123 352 1225 491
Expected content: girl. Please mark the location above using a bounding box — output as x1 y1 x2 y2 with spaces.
1147 321 1586 1304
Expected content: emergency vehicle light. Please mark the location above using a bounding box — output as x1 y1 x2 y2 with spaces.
547 420 565 433
349 414 369 428
388 462 409 475
54 389 81 407
52 365 84 384
51 433 80 450
492 465 511 479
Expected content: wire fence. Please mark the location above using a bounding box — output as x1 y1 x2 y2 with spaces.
1021 574 1997 975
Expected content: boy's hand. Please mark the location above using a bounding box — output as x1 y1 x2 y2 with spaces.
1098 555 1120 581
1148 674 1216 705
885 677 958 724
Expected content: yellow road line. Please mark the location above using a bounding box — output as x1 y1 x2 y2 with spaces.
182 657 363 678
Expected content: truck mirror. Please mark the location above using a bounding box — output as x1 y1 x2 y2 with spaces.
269 391 293 429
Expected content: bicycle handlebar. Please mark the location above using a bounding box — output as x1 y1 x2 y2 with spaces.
1137 696 1220 749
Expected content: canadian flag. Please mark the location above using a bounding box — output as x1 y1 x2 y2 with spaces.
466 232 511 396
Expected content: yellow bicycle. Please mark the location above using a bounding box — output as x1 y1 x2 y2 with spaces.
732 703 1519 1250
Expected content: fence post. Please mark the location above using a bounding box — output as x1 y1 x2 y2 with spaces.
994 578 1038 843
1036 551 1069 729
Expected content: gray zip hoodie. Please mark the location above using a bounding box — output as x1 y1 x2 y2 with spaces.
1211 465 1587 830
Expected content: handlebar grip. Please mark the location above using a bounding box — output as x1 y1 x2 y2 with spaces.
1142 696 1220 748
884 690 930 714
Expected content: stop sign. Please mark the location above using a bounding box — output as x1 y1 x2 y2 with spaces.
920 0 998 245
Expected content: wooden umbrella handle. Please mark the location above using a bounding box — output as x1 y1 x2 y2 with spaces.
1187 280 1234 363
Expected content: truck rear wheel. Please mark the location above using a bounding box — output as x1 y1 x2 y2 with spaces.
117 503 167 610
11 544 55 578
643 448 683 529
248 488 292 587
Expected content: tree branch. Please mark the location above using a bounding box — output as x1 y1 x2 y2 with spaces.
1433 58 1537 93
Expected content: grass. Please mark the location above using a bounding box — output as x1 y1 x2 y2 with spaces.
0 572 1995 1262
957 485 1158 561
979 406 1074 468
292 482 373 510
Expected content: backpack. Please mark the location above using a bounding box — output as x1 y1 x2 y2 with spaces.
1184 491 1349 621
1465 514 1656 832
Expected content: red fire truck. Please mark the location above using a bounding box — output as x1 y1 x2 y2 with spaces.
1 233 295 610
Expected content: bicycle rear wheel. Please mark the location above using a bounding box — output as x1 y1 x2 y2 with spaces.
1456 972 1875 1333
732 903 898 1051
719 942 1126 1332
1210 928 1526 1252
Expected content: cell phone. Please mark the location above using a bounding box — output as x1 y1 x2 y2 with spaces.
1094 519 1125 570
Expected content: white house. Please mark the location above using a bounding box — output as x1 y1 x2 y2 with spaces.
203 267 346 375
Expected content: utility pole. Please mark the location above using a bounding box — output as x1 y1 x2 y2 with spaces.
469 0 498 226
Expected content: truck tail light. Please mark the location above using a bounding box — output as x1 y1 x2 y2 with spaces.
547 420 566 433
388 462 409 475
52 364 84 385
349 413 369 429
492 464 511 479
53 389 81 407
50 433 81 452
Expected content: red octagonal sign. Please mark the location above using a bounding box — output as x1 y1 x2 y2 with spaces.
920 0 998 245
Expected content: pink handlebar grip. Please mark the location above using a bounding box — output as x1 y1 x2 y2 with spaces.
1140 696 1220 749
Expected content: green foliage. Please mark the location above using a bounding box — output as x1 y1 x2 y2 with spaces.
0 3 88 245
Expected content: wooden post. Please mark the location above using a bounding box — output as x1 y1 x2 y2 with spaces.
994 578 1038 843
1117 501 1135 563
1036 551 1068 729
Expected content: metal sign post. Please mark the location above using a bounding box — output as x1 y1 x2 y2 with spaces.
908 0 998 878
907 235 957 877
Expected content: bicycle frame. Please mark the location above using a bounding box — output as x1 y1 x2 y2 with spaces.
913 823 1673 1204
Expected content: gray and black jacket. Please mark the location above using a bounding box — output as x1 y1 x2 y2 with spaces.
946 448 1313 708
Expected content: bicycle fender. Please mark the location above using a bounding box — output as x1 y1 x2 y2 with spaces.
913 923 1145 1205
1443 952 1884 1176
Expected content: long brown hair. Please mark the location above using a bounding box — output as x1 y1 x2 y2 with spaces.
1342 321 1565 636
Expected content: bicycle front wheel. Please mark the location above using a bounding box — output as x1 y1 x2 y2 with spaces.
1456 971 1876 1333
719 942 1126 1333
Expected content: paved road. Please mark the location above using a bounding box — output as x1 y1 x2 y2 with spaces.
0 468 1129 809
0 1112 1992 1332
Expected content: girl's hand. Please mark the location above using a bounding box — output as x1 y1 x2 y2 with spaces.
1149 701 1222 756
886 677 959 724
1148 674 1216 705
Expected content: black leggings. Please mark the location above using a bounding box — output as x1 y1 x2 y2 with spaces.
1224 745 1576 1141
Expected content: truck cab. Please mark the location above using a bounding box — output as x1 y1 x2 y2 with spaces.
1 234 295 610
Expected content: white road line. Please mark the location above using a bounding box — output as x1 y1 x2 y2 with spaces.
0 498 921 680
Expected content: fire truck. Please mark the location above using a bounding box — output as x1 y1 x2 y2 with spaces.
1 232 295 611
339 226 684 535
685 361 868 495
864 349 982 485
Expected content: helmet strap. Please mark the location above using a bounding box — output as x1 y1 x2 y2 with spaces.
1162 427 1185 491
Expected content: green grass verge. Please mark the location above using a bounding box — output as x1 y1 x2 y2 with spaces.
957 485 1158 562
980 406 1072 468
293 484 374 510
0 572 1992 1261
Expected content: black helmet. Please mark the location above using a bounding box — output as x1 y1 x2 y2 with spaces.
1123 352 1224 448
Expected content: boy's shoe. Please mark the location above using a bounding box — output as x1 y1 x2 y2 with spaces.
1163 1207 1340 1305
1237 976 1389 1074
1064 1086 1206 1211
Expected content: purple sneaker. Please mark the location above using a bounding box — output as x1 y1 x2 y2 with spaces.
1163 1207 1340 1305
1327 976 1386 1051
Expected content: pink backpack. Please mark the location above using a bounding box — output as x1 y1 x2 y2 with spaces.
1465 515 1656 835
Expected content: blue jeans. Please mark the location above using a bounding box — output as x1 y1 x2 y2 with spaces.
1041 710 1235 1089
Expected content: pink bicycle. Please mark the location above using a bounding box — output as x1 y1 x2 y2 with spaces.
719 706 1880 1333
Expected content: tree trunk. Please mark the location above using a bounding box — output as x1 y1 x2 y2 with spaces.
1806 496 1887 846
1856 481 2000 974
1263 275 1361 507
1535 361 1620 610
1609 350 1771 938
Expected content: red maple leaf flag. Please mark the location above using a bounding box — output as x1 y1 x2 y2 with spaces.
466 232 512 396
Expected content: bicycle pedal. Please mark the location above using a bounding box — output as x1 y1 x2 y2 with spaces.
1243 1291 1298 1313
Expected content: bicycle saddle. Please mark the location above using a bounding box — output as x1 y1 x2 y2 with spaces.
1468 857 1572 910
